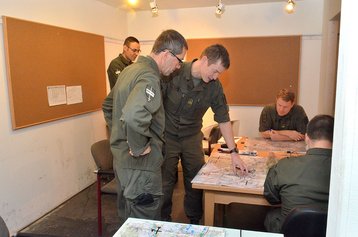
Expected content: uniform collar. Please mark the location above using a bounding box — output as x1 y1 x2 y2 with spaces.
136 55 160 77
119 53 132 66
306 148 332 156
182 59 207 90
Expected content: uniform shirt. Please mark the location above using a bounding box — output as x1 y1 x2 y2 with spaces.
259 104 308 134
102 55 165 161
161 60 230 138
107 54 132 89
264 148 332 228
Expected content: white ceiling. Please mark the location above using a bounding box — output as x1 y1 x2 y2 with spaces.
96 0 285 11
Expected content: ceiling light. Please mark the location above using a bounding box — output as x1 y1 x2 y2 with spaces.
216 0 225 15
150 0 158 15
285 0 295 14
127 0 138 7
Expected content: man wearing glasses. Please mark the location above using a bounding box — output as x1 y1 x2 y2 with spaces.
103 29 187 222
161 44 247 224
107 36 141 89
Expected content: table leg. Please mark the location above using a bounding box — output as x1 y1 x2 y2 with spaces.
203 191 215 226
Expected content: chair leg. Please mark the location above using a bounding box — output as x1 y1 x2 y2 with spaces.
97 174 102 237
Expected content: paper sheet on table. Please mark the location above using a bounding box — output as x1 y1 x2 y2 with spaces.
116 218 226 237
192 153 269 190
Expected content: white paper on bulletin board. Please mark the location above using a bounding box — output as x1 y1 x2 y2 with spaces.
47 85 66 106
66 85 83 105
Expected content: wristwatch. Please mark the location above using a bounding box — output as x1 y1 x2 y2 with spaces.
229 146 239 154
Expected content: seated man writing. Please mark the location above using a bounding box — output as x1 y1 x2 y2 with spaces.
263 114 334 233
259 88 308 141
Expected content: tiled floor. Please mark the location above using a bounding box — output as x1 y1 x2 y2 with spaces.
18 171 270 236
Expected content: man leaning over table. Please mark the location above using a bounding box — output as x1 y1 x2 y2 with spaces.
263 114 334 233
160 44 248 225
259 88 308 141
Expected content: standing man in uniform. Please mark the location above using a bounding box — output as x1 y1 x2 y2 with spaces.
102 29 188 221
161 44 248 224
259 88 309 141
107 36 141 89
263 114 334 233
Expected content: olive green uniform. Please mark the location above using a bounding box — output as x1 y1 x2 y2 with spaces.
161 60 230 222
263 148 332 233
259 104 308 134
107 54 132 89
0 216 9 237
102 55 165 221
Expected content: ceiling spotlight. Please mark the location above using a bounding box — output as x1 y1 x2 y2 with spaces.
285 0 295 14
150 0 158 15
216 0 225 15
127 0 138 7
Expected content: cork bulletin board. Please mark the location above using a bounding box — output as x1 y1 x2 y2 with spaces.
2 16 106 129
186 36 301 106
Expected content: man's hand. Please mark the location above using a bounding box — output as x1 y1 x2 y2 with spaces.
231 152 248 176
285 130 305 141
270 130 304 141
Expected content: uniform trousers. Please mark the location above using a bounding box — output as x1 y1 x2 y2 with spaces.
161 133 205 222
113 142 163 222
264 208 284 233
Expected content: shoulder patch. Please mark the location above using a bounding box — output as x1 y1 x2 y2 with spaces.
145 85 156 102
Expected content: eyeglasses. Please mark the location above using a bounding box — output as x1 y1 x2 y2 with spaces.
127 46 141 53
168 51 183 65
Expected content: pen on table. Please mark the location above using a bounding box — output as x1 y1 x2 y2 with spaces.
236 167 255 174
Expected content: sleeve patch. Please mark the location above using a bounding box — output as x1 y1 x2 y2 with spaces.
145 85 156 102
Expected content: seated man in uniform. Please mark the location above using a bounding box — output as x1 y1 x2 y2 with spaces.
259 88 308 141
263 114 334 233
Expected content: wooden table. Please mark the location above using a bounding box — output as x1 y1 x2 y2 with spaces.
192 137 306 226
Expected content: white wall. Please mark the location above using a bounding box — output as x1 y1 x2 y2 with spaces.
0 0 127 234
127 0 324 137
328 0 358 235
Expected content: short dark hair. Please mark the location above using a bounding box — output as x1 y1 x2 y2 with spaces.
123 36 139 46
307 115 334 142
276 88 295 103
200 44 230 69
151 29 188 55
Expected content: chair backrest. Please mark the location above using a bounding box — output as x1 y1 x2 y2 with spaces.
202 123 218 140
91 139 113 171
208 125 222 144
281 207 328 237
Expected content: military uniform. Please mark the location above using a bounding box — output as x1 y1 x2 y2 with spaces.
103 55 165 221
263 148 332 232
259 104 308 134
107 54 132 89
161 60 230 223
